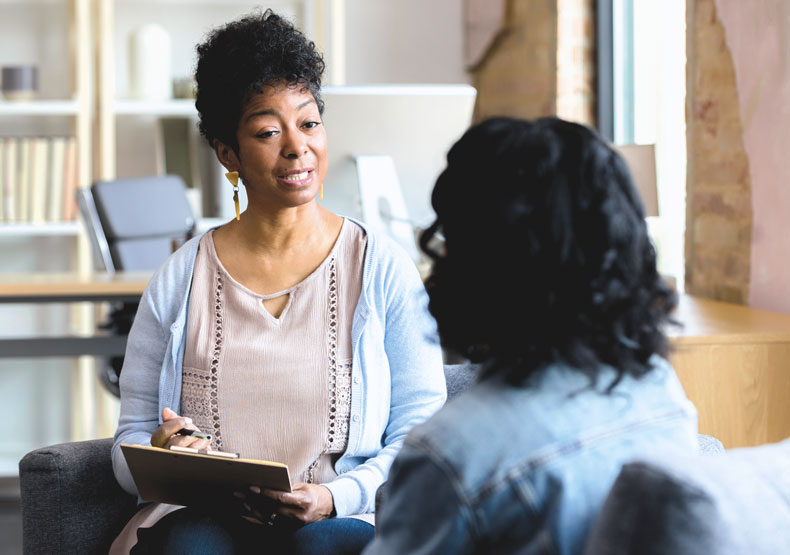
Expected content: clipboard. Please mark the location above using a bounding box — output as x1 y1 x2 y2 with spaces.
121 444 292 507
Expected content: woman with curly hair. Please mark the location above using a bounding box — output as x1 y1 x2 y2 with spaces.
365 117 698 554
109 9 445 554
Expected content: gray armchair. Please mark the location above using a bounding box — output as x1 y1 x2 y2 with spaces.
19 438 137 554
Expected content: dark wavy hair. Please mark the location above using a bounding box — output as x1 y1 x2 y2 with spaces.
194 9 325 152
420 117 676 388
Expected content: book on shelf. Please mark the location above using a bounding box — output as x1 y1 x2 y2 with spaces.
17 138 31 222
30 137 50 223
62 137 78 221
3 138 17 222
47 136 67 222
0 136 79 224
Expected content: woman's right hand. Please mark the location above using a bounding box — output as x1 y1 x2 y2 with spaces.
150 407 211 450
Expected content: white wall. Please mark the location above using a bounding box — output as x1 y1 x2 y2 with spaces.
344 0 469 84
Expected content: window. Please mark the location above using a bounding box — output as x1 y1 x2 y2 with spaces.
602 0 687 290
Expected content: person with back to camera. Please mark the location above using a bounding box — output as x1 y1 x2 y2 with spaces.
364 117 699 554
109 9 446 555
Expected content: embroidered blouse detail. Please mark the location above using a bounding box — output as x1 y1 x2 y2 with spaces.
180 269 225 451
331 360 353 451
180 220 365 485
325 255 350 454
208 270 225 451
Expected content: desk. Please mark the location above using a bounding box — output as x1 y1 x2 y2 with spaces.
0 272 150 357
669 294 790 448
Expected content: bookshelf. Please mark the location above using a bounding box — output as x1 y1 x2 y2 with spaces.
0 0 94 478
0 0 92 234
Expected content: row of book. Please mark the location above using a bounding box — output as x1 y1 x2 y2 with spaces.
0 136 79 223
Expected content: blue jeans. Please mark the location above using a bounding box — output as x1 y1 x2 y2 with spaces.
130 507 374 555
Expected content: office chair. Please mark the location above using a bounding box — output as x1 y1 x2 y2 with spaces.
77 174 196 396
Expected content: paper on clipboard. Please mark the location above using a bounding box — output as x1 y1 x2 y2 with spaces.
121 444 292 507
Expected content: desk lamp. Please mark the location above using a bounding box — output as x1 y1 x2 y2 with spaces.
612 143 659 218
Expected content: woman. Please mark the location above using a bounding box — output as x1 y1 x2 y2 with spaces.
110 10 445 554
364 117 698 554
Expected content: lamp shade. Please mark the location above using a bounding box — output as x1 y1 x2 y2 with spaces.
613 143 659 217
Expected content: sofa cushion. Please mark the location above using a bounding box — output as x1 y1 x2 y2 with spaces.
584 440 790 555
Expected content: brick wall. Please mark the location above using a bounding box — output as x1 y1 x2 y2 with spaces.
469 0 595 126
556 0 596 127
685 0 753 303
469 0 558 123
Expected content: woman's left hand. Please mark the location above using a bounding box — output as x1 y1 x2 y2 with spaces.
244 482 335 525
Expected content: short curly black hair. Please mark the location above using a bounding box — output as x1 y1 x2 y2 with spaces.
194 9 325 152
420 117 676 388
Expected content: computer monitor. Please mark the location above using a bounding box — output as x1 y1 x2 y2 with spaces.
319 84 477 259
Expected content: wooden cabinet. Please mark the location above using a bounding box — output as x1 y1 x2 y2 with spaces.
669 295 790 448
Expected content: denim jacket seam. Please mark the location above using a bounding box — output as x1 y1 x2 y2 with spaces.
408 434 483 539
474 406 692 501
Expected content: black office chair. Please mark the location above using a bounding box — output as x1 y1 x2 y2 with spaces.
77 175 196 396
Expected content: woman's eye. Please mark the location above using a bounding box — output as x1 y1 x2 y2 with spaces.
256 130 278 138
303 121 321 129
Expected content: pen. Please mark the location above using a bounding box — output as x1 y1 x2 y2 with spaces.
169 445 240 459
175 428 212 441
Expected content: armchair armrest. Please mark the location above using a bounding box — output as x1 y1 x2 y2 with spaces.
19 438 138 555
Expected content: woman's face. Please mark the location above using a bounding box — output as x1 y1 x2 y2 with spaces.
228 82 328 210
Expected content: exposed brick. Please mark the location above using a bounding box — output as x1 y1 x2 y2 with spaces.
693 215 741 248
470 0 595 126
686 1 753 304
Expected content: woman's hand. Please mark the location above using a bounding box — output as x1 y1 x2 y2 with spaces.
150 407 211 450
242 482 335 525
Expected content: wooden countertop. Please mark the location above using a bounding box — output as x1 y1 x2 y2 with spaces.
670 294 790 345
0 272 151 300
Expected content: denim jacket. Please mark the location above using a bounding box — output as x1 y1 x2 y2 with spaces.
365 357 698 554
112 219 446 517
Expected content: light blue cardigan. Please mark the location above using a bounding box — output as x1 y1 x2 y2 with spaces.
112 219 447 517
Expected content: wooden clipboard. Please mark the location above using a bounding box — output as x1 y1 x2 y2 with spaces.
121 444 292 507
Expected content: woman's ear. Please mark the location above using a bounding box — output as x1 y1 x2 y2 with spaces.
213 139 239 171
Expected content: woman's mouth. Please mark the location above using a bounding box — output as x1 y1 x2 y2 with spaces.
277 169 313 187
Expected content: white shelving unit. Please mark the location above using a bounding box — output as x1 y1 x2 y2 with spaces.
0 221 80 237
0 0 94 478
0 100 80 116
114 99 196 117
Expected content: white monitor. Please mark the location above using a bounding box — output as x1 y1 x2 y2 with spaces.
319 84 477 257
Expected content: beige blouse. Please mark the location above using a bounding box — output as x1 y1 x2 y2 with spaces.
181 219 366 484
110 220 368 554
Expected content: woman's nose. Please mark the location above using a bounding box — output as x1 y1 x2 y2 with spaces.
281 129 308 159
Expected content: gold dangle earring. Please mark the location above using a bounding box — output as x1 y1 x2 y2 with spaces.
320 182 324 200
225 171 240 220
